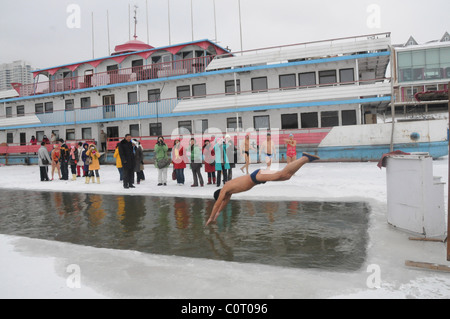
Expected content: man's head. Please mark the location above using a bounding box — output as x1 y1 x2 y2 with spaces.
214 189 222 201
125 134 132 142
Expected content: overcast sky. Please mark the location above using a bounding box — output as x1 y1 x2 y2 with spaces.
0 0 449 69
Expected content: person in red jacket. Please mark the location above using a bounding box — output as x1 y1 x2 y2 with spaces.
172 139 186 186
203 139 216 185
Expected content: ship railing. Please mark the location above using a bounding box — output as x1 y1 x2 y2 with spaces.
17 55 215 97
0 139 96 155
213 32 391 59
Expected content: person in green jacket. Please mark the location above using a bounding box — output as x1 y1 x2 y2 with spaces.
154 136 170 186
190 138 204 187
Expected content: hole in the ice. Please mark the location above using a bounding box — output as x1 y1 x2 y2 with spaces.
0 190 370 271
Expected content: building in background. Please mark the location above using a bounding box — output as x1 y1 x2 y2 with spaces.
0 60 34 92
391 32 450 121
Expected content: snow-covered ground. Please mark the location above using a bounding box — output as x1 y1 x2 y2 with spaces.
0 159 449 299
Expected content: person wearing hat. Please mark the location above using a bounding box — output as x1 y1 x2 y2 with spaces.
86 144 101 184
285 133 297 164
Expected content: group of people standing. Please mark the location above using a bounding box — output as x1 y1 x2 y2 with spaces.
37 139 102 184
113 134 238 190
36 133 298 189
171 135 238 188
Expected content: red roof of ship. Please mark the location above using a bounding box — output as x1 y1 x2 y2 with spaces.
112 39 154 55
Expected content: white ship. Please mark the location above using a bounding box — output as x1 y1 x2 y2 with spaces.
0 31 448 163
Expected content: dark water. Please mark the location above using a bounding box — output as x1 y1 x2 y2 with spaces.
0 190 370 271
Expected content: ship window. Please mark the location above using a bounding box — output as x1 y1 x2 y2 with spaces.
194 119 208 134
45 102 53 114
17 106 24 117
301 112 318 128
321 111 339 127
148 89 161 102
281 114 298 129
177 85 191 99
299 72 316 87
82 128 92 140
339 68 355 84
251 77 268 92
150 123 162 136
6 107 12 118
81 97 91 109
66 129 75 141
225 80 241 95
319 70 337 85
6 133 13 144
65 99 74 111
254 115 270 131
178 120 192 134
107 64 119 74
342 110 357 126
192 83 206 98
227 117 243 132
279 74 296 89
129 124 140 137
36 131 44 142
128 91 138 104
35 103 44 114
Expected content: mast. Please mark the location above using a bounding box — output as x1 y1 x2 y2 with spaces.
133 5 138 40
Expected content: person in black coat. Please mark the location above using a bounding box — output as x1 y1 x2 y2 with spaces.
59 139 69 180
118 134 135 189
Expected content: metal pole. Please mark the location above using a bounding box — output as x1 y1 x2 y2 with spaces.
91 12 95 59
447 81 450 261
107 10 111 55
168 0 172 45
146 0 150 45
389 45 395 152
238 0 243 55
213 0 217 42
191 0 194 42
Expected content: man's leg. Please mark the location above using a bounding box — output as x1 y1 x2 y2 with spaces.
259 153 319 182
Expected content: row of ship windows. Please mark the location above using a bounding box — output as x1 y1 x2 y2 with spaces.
4 110 358 144
4 68 355 117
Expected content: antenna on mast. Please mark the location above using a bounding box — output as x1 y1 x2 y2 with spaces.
133 5 138 40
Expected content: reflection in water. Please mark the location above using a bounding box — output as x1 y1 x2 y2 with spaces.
0 190 370 271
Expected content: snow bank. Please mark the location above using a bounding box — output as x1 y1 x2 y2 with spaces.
0 160 449 299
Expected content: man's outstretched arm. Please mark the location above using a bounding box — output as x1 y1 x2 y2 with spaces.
206 192 231 226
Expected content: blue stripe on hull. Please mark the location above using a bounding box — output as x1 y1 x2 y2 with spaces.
315 141 449 161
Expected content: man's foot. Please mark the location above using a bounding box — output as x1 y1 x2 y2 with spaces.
302 152 320 162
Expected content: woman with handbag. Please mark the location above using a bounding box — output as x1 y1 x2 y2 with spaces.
154 136 170 186
38 142 51 181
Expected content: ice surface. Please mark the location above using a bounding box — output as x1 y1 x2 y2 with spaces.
0 160 449 299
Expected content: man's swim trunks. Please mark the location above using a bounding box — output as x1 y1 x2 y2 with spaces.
250 169 266 185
